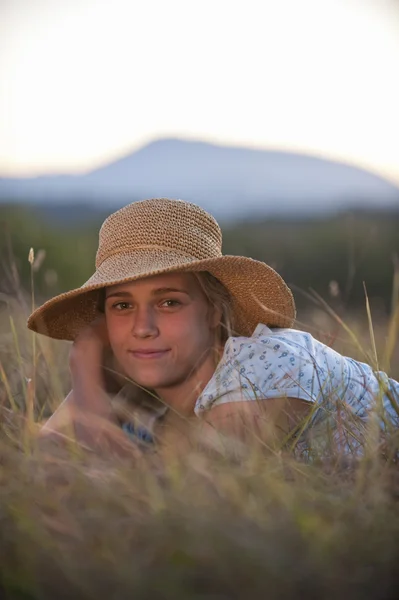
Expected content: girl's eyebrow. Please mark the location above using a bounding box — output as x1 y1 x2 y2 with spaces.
105 287 191 300
151 287 190 296
105 291 132 299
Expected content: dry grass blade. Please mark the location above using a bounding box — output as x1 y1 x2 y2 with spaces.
363 281 379 371
382 255 399 372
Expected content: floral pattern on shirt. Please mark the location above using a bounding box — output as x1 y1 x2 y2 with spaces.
194 324 399 429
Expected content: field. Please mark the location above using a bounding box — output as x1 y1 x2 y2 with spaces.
1 210 399 599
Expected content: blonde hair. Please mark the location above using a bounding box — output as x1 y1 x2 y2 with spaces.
193 271 235 344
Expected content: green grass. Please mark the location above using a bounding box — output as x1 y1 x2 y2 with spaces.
1 273 399 599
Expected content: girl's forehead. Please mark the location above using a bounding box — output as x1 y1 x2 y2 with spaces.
106 272 197 294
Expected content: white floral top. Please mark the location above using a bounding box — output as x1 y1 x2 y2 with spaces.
120 323 399 445
194 323 399 425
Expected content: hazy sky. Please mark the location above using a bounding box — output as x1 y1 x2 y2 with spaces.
1 0 399 183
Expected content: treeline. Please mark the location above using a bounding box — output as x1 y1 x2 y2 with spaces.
0 203 398 314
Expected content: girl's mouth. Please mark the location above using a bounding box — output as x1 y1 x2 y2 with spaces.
128 349 170 360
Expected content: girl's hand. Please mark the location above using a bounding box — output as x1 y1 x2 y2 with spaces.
69 316 110 377
68 317 114 428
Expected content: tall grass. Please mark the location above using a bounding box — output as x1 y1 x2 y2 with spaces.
1 252 399 599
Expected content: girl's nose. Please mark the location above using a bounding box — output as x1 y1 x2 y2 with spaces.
131 307 158 339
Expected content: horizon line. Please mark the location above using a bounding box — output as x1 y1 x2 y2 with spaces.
1 134 399 188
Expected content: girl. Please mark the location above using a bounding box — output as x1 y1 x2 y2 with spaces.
29 198 399 457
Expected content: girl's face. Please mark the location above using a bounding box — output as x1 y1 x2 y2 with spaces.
104 272 221 395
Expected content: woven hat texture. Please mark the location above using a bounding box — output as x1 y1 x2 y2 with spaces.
27 198 296 340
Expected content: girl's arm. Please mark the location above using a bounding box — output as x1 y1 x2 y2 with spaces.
38 319 138 458
39 390 76 435
200 396 311 450
157 397 311 459
38 389 139 458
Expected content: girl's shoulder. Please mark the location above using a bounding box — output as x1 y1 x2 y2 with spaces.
194 324 325 415
223 323 318 360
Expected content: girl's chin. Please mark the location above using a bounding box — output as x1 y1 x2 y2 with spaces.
123 371 171 391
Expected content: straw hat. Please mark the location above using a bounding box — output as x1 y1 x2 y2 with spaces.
27 198 296 340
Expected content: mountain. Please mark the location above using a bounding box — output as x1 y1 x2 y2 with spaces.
0 138 398 220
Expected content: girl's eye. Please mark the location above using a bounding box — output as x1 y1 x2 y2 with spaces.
161 299 181 308
113 302 132 311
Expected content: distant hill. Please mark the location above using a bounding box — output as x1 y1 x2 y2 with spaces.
0 138 398 220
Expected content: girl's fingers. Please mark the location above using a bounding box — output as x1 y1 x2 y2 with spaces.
75 316 109 347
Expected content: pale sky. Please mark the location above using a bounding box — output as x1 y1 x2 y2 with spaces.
1 0 399 184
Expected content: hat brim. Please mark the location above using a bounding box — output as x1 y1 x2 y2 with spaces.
27 250 295 340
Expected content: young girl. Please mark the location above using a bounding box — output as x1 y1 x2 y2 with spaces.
29 198 399 457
